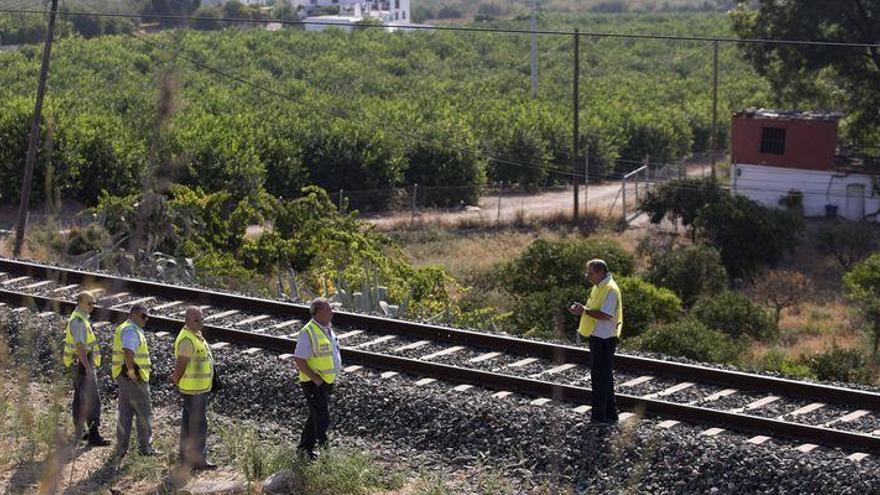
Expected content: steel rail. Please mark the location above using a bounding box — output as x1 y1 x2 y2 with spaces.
1 258 880 411
2 287 879 453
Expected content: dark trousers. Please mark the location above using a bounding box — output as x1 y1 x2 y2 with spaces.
180 393 209 465
589 336 618 422
72 364 101 440
116 377 153 455
298 382 334 455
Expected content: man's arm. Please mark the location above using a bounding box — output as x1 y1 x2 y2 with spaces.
583 309 613 320
294 357 324 385
169 355 189 385
70 319 92 370
124 349 138 380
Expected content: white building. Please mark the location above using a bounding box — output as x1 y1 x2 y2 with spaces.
297 0 413 32
730 109 879 222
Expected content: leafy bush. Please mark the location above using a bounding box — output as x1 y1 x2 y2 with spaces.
632 318 744 363
804 346 875 385
690 291 776 341
502 238 635 296
843 253 880 357
758 348 815 380
616 276 682 338
695 194 802 280
645 243 727 307
751 269 812 325
815 220 878 270
641 178 725 239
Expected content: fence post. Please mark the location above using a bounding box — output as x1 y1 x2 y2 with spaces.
621 174 628 221
411 183 418 222
497 182 503 223
338 189 344 211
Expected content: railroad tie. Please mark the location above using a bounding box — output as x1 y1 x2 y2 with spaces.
492 391 513 400
2 276 31 286
657 420 680 429
451 384 473 392
506 357 539 368
644 381 694 399
380 371 399 379
354 335 397 349
336 330 364 340
700 427 726 437
234 314 271 327
420 346 464 361
469 351 501 363
51 284 80 293
210 342 230 350
619 375 653 388
530 398 552 406
204 310 239 322
414 378 436 386
343 365 363 373
746 435 771 445
573 405 592 414
22 280 53 290
393 340 430 352
794 444 818 453
847 453 870 462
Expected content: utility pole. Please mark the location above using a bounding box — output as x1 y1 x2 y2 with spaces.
584 144 589 212
13 0 59 257
572 28 580 220
710 40 719 181
530 0 538 98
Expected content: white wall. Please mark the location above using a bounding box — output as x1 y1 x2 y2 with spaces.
731 163 880 222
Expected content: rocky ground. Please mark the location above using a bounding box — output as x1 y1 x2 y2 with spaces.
1 308 878 494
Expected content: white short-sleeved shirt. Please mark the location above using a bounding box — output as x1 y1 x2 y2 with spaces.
293 321 342 372
69 318 89 344
120 321 143 352
591 276 619 339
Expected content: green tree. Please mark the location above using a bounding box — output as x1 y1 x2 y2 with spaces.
691 291 777 341
843 253 880 358
616 276 683 338
191 6 224 31
632 318 744 364
815 220 878 270
731 1 880 145
694 194 802 280
646 244 728 307
641 178 725 240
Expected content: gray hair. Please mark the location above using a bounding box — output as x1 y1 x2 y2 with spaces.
129 303 148 316
309 297 330 316
76 291 95 305
586 259 609 275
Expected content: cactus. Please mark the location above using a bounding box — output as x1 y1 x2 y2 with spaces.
331 269 410 319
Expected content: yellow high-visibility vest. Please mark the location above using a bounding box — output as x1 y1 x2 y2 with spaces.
297 320 339 384
63 309 101 367
174 327 214 395
111 320 151 382
578 275 624 338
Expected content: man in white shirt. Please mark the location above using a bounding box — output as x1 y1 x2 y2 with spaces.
293 298 342 459
569 259 623 424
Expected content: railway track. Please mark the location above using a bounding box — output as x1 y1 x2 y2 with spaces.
1 257 879 458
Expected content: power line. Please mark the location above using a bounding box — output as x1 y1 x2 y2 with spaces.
0 7 878 48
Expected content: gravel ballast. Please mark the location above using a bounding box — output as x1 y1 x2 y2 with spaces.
3 309 879 494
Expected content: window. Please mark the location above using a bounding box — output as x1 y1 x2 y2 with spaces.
402 10 406 19
760 127 786 155
395 0 399 8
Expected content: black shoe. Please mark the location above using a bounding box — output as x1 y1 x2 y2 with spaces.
191 461 218 471
87 436 111 447
297 448 317 461
139 448 163 457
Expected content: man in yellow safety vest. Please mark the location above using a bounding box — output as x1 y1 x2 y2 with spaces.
293 297 342 460
64 291 110 446
111 303 160 457
170 306 217 470
569 259 624 424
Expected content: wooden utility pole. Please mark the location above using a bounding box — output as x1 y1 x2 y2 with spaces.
530 0 538 98
13 0 60 256
572 29 580 220
710 41 719 181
